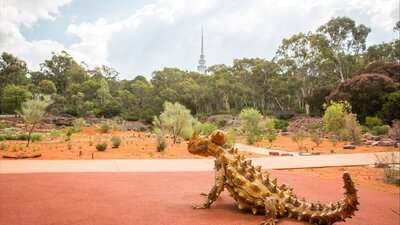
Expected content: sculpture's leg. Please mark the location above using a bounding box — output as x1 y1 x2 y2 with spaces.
192 160 225 209
260 197 278 225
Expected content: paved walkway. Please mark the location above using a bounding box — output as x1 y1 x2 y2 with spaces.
1 151 398 173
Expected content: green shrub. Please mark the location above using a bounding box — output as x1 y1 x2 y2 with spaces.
100 123 110 133
0 142 6 150
73 118 87 131
306 124 323 133
66 127 77 140
30 133 43 142
240 108 263 144
154 128 167 152
195 122 217 135
371 125 390 135
16 134 30 140
360 125 370 133
139 127 146 132
273 119 289 130
310 133 323 147
96 142 107 151
226 127 237 148
291 129 308 150
365 116 382 128
0 136 6 141
49 129 64 139
217 119 227 128
111 136 122 148
265 119 277 147
180 126 193 140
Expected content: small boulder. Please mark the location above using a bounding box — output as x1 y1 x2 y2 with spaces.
343 145 356 149
371 141 380 146
269 151 280 156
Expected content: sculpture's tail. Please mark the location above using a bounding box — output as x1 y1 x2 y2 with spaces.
285 172 359 225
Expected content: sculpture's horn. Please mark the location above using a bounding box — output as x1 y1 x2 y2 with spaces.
192 130 197 139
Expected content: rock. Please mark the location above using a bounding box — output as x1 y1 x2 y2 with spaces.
379 140 396 146
364 140 375 145
311 152 321 155
371 141 380 146
371 136 382 141
343 145 356 149
280 132 291 136
299 152 312 156
280 153 293 156
269 151 280 156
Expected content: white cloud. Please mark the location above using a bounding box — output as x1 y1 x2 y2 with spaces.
0 0 398 79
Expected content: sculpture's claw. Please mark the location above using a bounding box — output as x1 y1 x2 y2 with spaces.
192 204 207 209
260 219 278 225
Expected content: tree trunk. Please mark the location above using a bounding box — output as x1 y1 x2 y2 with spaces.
305 103 310 116
26 122 36 147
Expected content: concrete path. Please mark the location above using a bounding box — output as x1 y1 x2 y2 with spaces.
1 151 398 173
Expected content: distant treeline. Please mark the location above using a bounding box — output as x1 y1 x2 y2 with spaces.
0 17 399 123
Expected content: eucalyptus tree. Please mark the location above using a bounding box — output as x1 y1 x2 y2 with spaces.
317 16 371 82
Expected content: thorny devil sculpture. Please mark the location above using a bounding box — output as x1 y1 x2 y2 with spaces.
188 130 359 225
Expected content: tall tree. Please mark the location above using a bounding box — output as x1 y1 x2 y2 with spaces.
2 85 31 114
317 17 371 81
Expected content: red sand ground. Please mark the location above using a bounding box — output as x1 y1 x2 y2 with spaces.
0 171 398 225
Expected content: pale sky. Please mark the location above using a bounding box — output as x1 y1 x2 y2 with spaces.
0 0 399 80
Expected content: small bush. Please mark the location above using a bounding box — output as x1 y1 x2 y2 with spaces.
100 123 110 133
0 142 6 150
180 126 193 140
226 127 237 148
154 128 167 152
0 134 16 140
217 119 227 128
67 142 72 150
291 129 308 150
30 133 43 142
66 127 77 140
371 125 390 135
195 122 217 135
73 118 87 131
0 136 6 141
139 127 146 132
365 116 382 128
16 133 30 140
96 142 107 151
111 136 122 148
306 124 323 133
49 129 64 139
310 133 323 147
273 119 289 130
360 125 370 133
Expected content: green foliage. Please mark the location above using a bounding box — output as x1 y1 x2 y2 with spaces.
16 133 29 140
226 127 237 148
154 128 167 152
322 101 351 135
2 85 31 114
365 116 382 128
240 108 263 144
310 133 323 147
96 142 107 151
49 129 64 139
264 119 277 146
342 114 363 144
195 122 217 135
360 125 370 133
371 125 390 135
73 118 87 131
153 102 197 144
273 119 289 130
291 129 308 150
0 142 6 150
377 91 400 124
180 126 193 141
290 129 308 149
111 136 122 148
217 119 227 128
30 133 43 142
66 127 77 140
100 123 110 133
306 124 323 133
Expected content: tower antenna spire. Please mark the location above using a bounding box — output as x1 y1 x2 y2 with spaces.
197 26 206 74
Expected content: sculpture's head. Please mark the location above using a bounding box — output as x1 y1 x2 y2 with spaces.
188 130 228 157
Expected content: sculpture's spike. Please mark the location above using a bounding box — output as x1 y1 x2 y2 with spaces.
255 165 262 172
301 197 306 202
246 159 252 166
252 208 257 215
272 178 277 185
271 186 277 193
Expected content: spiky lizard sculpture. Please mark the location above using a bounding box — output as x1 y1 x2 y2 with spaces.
188 130 359 225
